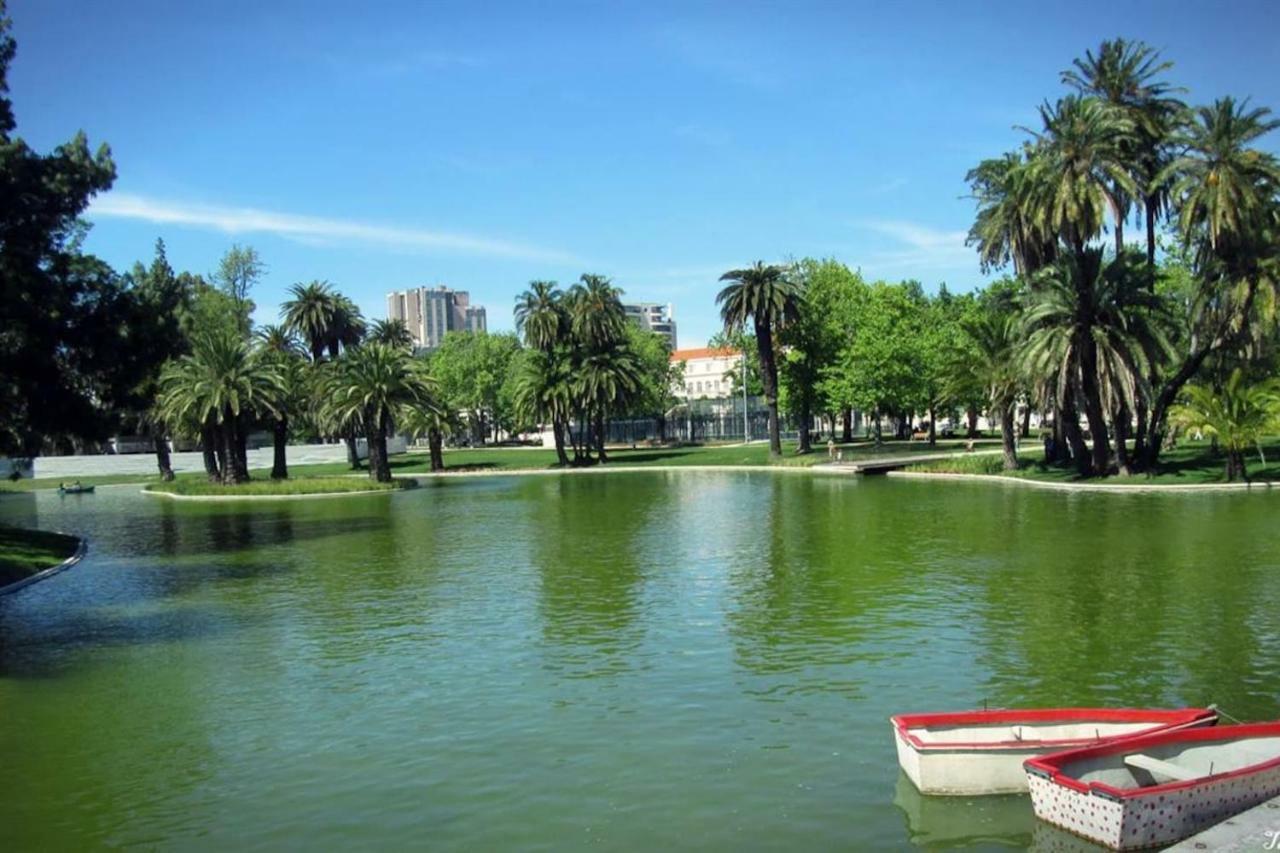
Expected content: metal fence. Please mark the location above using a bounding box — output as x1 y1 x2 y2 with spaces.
571 397 810 445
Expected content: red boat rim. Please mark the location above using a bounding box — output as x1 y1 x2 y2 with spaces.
1024 720 1280 799
892 707 1216 752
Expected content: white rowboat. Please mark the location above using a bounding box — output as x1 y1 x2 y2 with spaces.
1025 721 1280 850
892 707 1217 796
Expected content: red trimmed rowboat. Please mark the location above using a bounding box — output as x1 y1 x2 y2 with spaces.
1024 721 1280 850
892 707 1217 796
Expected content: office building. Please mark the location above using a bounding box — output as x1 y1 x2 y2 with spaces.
386 286 487 350
623 302 677 349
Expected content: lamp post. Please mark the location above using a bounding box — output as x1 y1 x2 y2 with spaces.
741 349 749 443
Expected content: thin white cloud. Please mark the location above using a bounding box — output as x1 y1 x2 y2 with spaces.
89 192 580 264
853 219 974 272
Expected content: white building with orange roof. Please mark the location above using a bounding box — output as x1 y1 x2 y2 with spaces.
670 346 741 401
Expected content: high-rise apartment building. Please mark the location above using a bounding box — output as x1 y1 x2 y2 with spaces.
385 286 488 350
623 302 677 349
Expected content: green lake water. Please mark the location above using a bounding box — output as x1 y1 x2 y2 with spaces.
2 472 1278 850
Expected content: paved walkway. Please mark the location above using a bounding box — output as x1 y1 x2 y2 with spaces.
32 444 357 479
1166 794 1280 850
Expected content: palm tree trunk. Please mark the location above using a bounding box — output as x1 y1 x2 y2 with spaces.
753 318 782 456
797 394 812 454
1076 334 1110 475
1133 398 1149 465
201 418 221 482
1000 402 1018 470
552 418 570 466
345 434 359 469
1062 387 1091 476
1226 449 1246 482
1050 403 1070 464
271 416 289 480
428 427 444 471
1143 346 1215 470
1145 196 1158 276
1113 402 1131 477
234 418 250 482
153 433 175 482
367 407 392 482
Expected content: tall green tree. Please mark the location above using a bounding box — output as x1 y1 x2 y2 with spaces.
1144 98 1280 466
282 280 339 363
323 343 438 482
1062 38 1186 267
156 328 283 484
431 331 522 444
255 324 308 479
960 310 1022 470
0 3 132 455
213 244 262 331
717 262 804 456
368 318 415 350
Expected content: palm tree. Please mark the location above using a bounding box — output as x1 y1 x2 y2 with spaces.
514 281 572 458
513 349 574 466
956 312 1022 470
281 281 338 362
966 149 1057 276
1022 249 1174 474
255 325 308 479
1164 98 1280 262
1020 96 1138 472
156 329 283 484
560 274 629 458
514 280 566 353
368 318 415 350
323 343 438 482
397 382 453 472
1062 39 1186 261
1143 99 1280 466
329 295 367 358
1027 95 1137 255
567 274 627 350
717 262 804 456
1171 369 1280 481
576 346 641 463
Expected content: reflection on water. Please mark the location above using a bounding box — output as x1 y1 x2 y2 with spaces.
1 474 1278 850
893 773 1033 848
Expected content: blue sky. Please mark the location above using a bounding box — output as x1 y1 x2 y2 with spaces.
10 0 1280 347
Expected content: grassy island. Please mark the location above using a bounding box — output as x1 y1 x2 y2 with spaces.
0 526 82 587
144 476 415 498
905 439 1280 486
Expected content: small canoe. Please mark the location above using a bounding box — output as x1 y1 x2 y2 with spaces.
892 707 1217 796
58 485 95 494
1024 721 1280 850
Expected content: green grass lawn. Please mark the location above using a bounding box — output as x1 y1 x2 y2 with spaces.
144 476 413 497
0 526 81 587
0 437 998 492
907 438 1280 485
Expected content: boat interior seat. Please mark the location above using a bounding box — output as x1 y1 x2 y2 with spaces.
1124 753 1197 784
